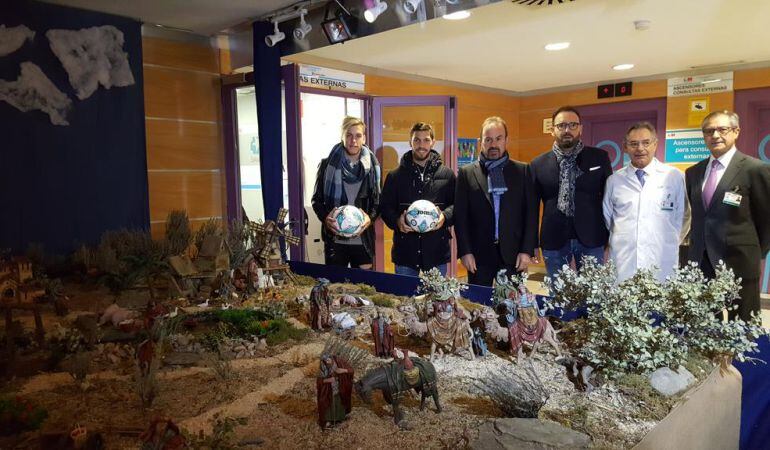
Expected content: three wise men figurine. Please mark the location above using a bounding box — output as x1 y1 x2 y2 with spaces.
310 278 332 330
371 309 395 358
316 352 353 429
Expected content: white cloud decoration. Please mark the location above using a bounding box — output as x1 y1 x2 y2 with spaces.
0 62 73 125
46 25 135 100
0 24 35 56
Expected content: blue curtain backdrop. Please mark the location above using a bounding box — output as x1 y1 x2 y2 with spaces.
0 0 149 255
252 21 283 223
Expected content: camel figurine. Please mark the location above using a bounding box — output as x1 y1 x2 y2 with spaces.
476 301 562 363
397 301 473 361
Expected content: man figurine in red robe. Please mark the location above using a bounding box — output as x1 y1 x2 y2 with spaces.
371 309 395 358
316 352 354 429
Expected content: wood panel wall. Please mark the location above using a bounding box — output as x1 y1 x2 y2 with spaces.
142 37 226 238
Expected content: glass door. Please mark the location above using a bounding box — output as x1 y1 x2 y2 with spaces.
370 96 458 276
299 91 365 264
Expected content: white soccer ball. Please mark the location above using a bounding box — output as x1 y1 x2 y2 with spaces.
405 200 441 233
334 205 365 238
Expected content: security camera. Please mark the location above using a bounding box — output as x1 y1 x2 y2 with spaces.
293 9 312 40
265 20 285 47
403 0 422 14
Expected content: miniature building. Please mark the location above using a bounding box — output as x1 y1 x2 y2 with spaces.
0 257 45 304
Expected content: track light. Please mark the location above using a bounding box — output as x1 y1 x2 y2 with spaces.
403 0 422 14
364 0 388 23
265 20 285 47
293 9 312 40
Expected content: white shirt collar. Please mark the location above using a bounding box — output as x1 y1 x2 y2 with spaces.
627 157 659 177
708 146 737 169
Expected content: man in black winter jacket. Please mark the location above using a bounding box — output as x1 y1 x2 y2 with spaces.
380 122 455 276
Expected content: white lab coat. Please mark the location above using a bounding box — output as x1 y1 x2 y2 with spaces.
602 159 688 282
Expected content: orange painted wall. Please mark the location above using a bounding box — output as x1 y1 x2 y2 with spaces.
142 37 227 238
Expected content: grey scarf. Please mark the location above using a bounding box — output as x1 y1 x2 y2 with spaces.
552 141 584 217
322 142 381 207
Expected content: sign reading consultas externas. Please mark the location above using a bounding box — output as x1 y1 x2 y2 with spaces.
667 71 733 97
299 65 365 92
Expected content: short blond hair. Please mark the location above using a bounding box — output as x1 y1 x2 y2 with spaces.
480 116 508 139
341 116 366 142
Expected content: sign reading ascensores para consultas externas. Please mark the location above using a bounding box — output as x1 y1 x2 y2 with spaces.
299 65 365 92
665 129 710 163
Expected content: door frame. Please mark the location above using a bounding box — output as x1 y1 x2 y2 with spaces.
735 87 770 162
284 64 372 262
369 95 458 275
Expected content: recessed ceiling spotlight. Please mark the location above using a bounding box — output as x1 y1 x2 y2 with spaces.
443 10 471 20
545 42 570 51
612 63 635 71
634 19 651 31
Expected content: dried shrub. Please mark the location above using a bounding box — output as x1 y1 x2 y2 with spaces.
165 210 192 256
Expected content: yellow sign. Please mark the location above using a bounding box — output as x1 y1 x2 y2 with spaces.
688 97 710 126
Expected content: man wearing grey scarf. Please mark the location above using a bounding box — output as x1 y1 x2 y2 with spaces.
530 106 612 280
455 117 538 286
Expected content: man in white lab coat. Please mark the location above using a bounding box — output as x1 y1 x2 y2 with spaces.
603 122 688 282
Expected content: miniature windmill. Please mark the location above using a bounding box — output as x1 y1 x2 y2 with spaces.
249 208 300 267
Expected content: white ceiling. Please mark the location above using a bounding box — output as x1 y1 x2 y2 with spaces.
41 0 297 35
37 0 770 94
288 0 770 94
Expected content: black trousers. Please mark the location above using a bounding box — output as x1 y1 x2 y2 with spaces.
324 242 372 268
701 252 760 321
467 243 518 287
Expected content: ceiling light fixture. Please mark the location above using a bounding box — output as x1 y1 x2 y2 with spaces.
612 63 635 71
364 0 388 23
265 20 285 47
293 9 312 39
634 19 651 31
403 0 422 14
443 10 470 20
545 42 570 51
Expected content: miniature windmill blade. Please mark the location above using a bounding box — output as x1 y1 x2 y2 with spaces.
260 222 280 259
276 208 289 227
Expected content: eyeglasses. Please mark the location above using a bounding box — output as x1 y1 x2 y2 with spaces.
554 122 581 131
702 126 736 136
626 139 655 149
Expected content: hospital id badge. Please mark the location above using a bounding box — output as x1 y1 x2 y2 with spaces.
660 193 674 211
723 191 742 207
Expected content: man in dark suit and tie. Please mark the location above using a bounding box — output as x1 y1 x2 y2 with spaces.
454 116 538 286
530 106 613 278
686 110 770 321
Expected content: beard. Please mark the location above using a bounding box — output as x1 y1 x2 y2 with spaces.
412 148 431 162
557 134 578 150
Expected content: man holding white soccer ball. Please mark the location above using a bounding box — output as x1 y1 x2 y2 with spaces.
380 122 456 276
312 117 380 269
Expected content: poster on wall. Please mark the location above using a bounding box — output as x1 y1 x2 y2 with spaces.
664 129 710 163
667 72 733 97
457 138 477 167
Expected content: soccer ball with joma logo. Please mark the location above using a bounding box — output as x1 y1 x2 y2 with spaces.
406 200 440 233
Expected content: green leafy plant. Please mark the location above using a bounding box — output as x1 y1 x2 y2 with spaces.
0 396 48 436
544 257 768 379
